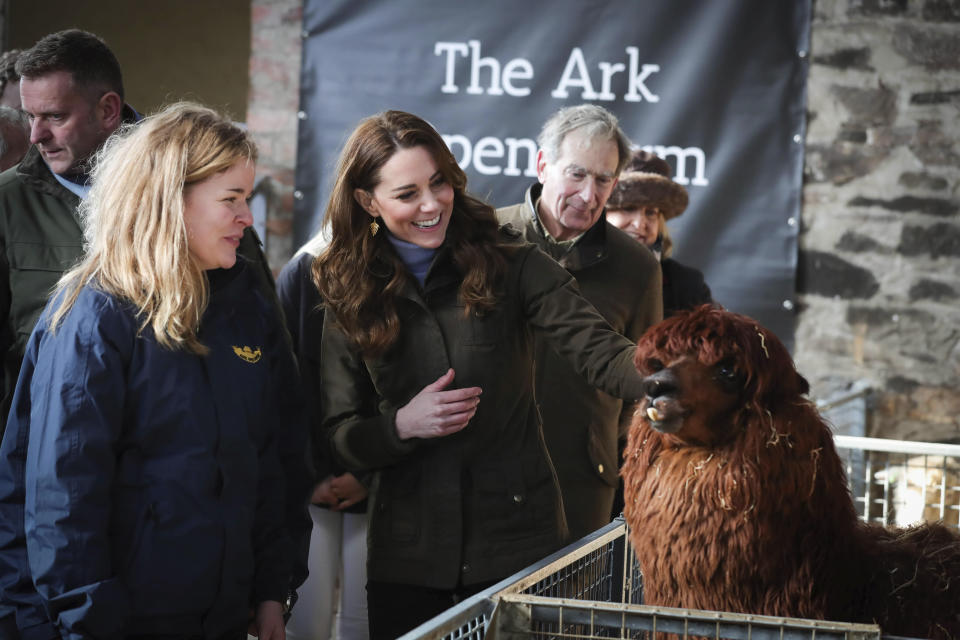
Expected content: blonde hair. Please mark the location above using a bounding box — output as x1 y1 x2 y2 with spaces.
659 215 674 258
50 102 257 354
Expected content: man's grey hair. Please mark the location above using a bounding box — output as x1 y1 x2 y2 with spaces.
0 106 28 157
537 104 632 175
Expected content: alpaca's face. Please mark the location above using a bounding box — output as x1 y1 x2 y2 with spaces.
637 353 746 447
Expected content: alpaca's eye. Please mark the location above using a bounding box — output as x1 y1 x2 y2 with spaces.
646 358 663 373
714 359 742 389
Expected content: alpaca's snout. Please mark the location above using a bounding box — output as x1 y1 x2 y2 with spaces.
642 369 678 401
639 368 688 433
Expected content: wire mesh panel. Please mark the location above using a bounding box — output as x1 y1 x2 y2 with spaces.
400 522 884 640
489 596 881 640
835 436 960 530
496 525 642 606
402 434 960 639
400 524 632 640
400 597 495 640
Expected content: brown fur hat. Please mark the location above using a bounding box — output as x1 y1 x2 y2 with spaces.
607 150 689 219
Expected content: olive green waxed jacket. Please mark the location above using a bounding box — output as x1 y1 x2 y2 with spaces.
319 233 644 589
497 185 662 541
0 147 85 440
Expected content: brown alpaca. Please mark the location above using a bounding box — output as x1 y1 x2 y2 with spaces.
621 305 960 639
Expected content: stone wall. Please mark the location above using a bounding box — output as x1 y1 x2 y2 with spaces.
247 0 302 272
245 0 960 442
798 0 960 442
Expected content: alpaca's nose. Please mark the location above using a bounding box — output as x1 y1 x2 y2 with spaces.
642 370 677 399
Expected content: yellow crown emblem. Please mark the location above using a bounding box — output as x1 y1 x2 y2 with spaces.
232 345 262 363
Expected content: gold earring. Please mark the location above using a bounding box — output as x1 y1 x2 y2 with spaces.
370 220 380 237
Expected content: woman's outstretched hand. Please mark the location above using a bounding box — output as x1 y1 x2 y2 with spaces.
395 368 481 440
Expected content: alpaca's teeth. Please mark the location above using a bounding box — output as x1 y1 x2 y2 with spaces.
646 407 661 421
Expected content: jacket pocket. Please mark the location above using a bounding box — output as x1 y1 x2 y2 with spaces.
370 467 421 547
458 305 504 351
587 421 620 487
115 494 154 577
473 454 557 541
7 242 82 272
117 485 224 616
7 242 83 340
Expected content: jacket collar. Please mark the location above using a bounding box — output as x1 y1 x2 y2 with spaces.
422 243 461 295
16 145 78 205
517 183 609 272
207 257 248 299
375 238 460 308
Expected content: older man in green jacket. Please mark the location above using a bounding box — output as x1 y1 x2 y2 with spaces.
497 104 663 542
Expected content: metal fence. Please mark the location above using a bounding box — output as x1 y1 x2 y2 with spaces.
836 436 960 530
400 521 883 640
817 385 960 530
400 429 960 640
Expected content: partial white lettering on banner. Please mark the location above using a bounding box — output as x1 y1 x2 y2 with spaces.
442 134 538 177
552 47 660 101
623 48 660 103
442 136 707 186
436 41 660 102
551 48 658 102
639 145 709 186
434 40 704 184
435 40 533 97
551 48 598 99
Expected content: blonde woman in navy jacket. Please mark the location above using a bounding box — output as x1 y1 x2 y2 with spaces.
0 103 309 640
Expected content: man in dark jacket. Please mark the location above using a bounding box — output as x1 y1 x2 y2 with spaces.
0 31 135 638
497 104 662 542
0 30 311 639
0 29 132 439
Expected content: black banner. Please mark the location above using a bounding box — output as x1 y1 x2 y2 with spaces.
295 0 810 346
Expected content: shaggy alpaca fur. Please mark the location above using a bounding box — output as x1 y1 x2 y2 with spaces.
621 305 960 639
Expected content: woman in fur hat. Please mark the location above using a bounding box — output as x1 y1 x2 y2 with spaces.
605 150 712 316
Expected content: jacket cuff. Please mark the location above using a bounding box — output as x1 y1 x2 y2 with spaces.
252 579 288 609
330 409 418 470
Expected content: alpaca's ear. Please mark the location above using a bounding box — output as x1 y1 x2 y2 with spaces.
796 372 810 396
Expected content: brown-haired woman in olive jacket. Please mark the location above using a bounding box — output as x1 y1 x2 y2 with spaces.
314 110 646 640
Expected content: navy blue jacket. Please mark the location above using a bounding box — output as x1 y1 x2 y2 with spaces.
276 252 329 484
0 260 307 639
275 251 368 515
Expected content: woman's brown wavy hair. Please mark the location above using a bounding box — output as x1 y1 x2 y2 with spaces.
312 110 509 357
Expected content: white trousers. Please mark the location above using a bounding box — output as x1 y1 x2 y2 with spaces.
286 505 369 640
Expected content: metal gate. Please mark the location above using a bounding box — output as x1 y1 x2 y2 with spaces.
400 433 960 639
